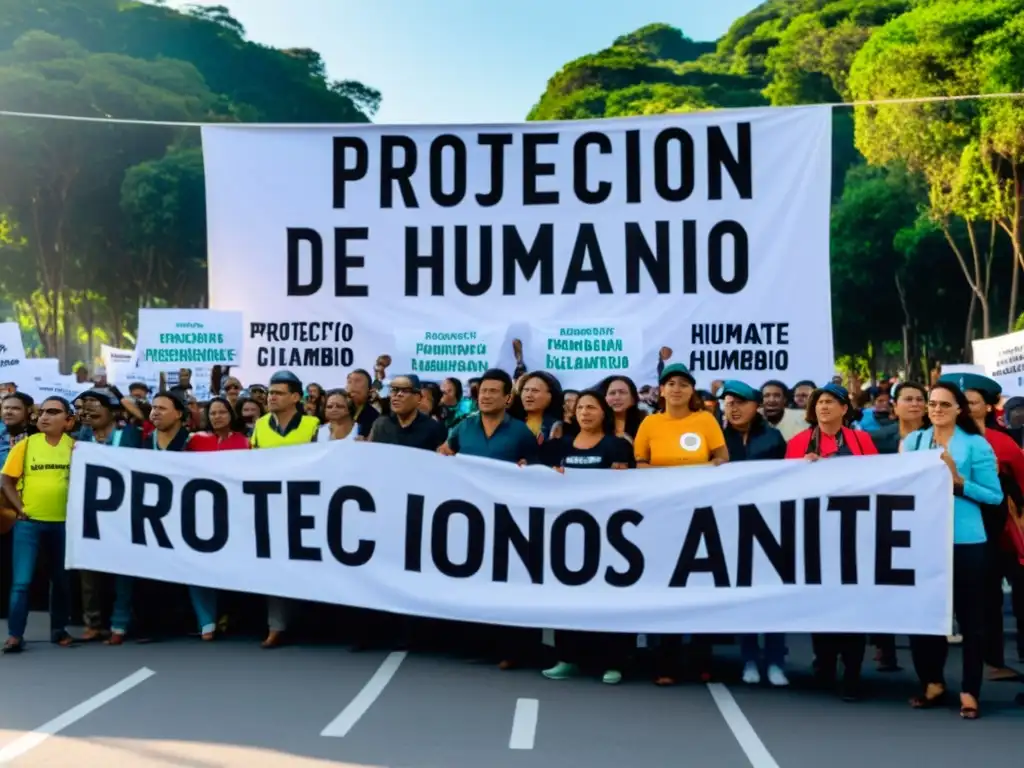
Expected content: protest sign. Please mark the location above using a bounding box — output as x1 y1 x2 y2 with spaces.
528 322 643 390
203 107 834 388
135 309 243 371
392 326 510 379
67 442 952 635
23 379 92 403
972 330 1024 396
0 322 26 378
19 358 60 382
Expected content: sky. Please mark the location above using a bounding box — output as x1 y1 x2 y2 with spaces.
165 0 763 124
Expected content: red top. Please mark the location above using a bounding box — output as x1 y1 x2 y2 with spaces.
185 431 251 452
785 426 879 459
141 421 155 441
984 428 1024 492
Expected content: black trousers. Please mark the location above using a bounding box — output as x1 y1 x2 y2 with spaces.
983 545 1024 666
910 543 986 698
554 630 632 671
811 633 866 683
652 635 714 679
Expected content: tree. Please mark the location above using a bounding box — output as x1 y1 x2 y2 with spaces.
849 0 1024 337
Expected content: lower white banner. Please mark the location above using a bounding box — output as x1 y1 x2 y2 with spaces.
66 442 953 634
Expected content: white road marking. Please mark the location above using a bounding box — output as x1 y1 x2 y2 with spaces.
0 667 155 764
706 683 780 768
320 651 408 738
508 697 539 750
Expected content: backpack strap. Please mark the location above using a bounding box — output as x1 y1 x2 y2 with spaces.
914 431 924 451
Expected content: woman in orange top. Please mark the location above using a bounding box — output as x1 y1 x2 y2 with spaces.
633 363 728 685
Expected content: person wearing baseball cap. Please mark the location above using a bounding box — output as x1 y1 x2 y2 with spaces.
718 381 788 687
944 372 1024 679
784 382 877 701
633 363 728 688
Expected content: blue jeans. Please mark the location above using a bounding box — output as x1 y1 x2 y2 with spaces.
111 576 135 634
189 586 217 634
740 634 787 667
7 520 70 640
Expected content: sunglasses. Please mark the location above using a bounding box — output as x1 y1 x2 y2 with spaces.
390 386 419 396
40 407 66 416
927 401 955 410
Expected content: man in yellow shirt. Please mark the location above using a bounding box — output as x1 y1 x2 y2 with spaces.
2 397 75 653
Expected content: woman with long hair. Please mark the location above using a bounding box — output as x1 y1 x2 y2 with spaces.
439 377 473 430
318 389 359 442
510 371 565 464
419 382 443 420
235 396 265 438
542 391 634 685
598 375 646 442
184 397 249 640
951 373 1024 680
633 364 727 685
903 381 1003 719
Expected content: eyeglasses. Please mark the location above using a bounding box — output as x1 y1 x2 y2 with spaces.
390 387 418 396
40 408 65 416
927 400 955 410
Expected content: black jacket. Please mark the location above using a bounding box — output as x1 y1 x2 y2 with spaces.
723 415 786 462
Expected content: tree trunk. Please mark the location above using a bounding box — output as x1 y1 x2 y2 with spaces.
964 291 977 361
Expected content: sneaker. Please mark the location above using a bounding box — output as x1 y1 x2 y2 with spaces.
602 669 622 685
542 661 579 680
742 661 761 685
766 664 789 687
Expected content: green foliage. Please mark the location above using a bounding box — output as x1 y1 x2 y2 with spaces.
0 0 379 367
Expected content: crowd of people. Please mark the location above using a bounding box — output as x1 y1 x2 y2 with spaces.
1 358 1023 720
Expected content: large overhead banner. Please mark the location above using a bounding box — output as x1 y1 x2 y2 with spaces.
67 442 952 635
202 107 834 388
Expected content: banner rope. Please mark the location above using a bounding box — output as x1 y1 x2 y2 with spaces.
0 91 1022 128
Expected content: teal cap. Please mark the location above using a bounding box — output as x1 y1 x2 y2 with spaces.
718 380 761 403
938 372 1001 403
659 363 695 386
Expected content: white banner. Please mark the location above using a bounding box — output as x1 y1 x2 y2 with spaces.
972 330 1024 396
0 322 27 379
135 309 244 371
67 442 952 634
203 107 834 389
19 358 60 382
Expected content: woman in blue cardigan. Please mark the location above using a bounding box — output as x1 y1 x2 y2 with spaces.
902 381 1003 719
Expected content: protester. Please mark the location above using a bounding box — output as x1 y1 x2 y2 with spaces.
439 368 540 669
598 375 646 442
347 369 380 437
562 389 578 425
903 381 1003 719
439 377 473 431
512 371 565 455
856 388 894 432
440 369 539 466
75 388 141 644
717 381 788 686
760 380 806 441
950 373 1024 680
633 363 727 685
791 380 815 411
419 381 443 420
786 383 877 700
869 381 928 671
317 389 358 441
785 384 879 460
187 396 250 453
0 392 34 466
368 375 446 451
168 368 194 401
543 391 633 685
249 371 319 647
2 396 75 653
234 395 264 437
222 376 243 408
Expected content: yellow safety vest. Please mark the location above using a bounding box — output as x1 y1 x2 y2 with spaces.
250 413 319 449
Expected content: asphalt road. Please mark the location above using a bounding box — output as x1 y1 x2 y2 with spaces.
1 613 1022 767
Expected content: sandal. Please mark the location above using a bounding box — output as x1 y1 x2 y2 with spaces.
910 690 948 709
959 705 980 720
53 632 74 648
2 637 24 654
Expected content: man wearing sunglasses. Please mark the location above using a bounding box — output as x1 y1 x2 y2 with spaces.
1 397 75 653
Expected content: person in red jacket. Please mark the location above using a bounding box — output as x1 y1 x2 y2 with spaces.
950 372 1024 676
785 383 878 461
785 383 877 701
182 396 249 639
186 397 251 453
